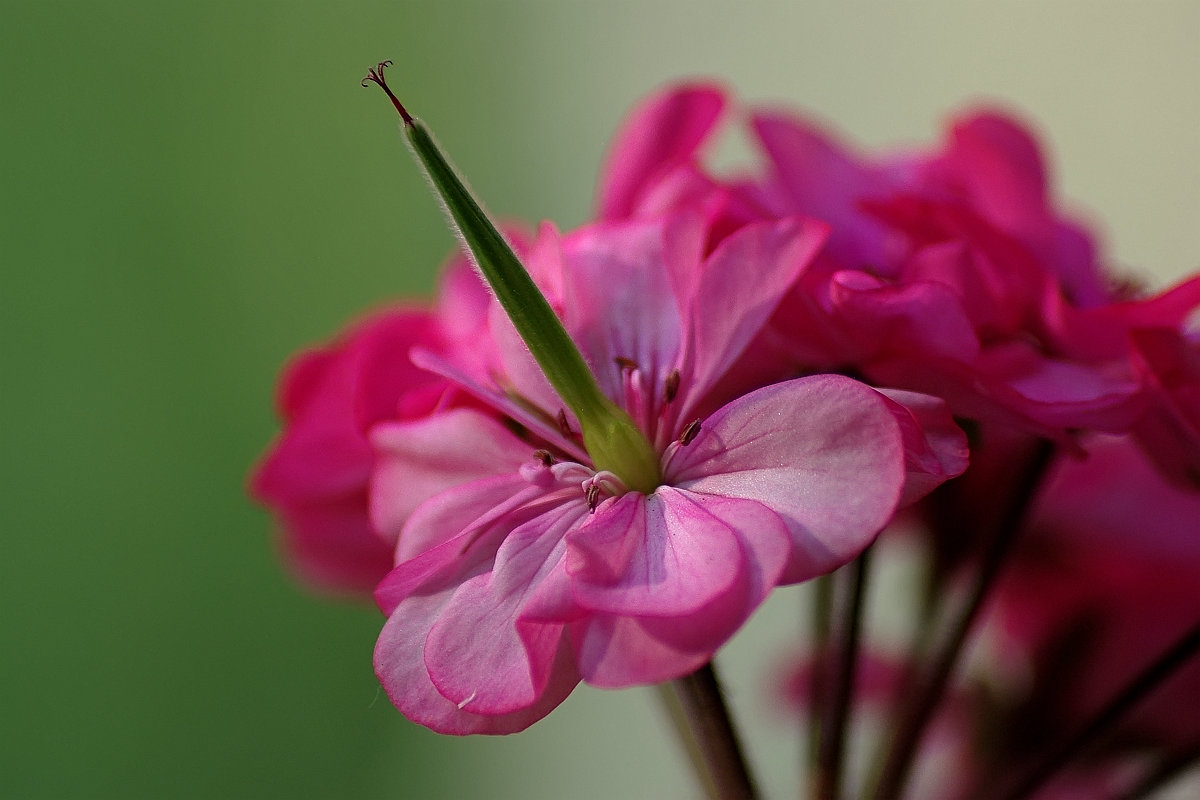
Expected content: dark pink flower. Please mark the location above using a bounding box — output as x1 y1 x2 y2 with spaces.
250 257 496 594
992 435 1200 751
598 84 1200 442
369 213 966 733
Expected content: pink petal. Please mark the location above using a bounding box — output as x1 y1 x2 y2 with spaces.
751 111 898 271
597 84 727 220
271 492 393 595
571 614 711 688
560 219 682 401
668 375 906 583
828 270 981 364
375 591 579 735
678 216 828 419
875 389 970 506
369 409 532 548
425 502 586 715
566 491 743 618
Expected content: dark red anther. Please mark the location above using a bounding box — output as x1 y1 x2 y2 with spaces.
679 419 702 446
664 370 680 404
361 60 414 125
614 356 639 372
586 484 601 513
556 408 574 438
533 449 555 466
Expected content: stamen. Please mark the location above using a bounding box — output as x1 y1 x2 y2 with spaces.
585 484 601 512
533 449 555 466
680 419 702 446
664 369 681 404
360 60 413 125
556 408 574 438
614 356 639 372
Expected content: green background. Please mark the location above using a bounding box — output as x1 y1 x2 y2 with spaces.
4 2 1198 798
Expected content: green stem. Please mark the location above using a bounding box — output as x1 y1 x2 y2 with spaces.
363 61 660 492
871 439 1056 800
807 573 835 795
657 683 720 800
814 548 872 800
672 662 760 800
1117 744 1200 800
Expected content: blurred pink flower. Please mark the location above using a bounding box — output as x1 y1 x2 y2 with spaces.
598 84 1200 444
249 257 496 594
993 435 1200 752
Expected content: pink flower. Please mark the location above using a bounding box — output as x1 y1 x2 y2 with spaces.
991 435 1200 752
249 257 496 594
597 84 1200 441
369 212 966 733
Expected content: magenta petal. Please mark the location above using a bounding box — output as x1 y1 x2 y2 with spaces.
669 375 905 583
751 111 895 270
597 84 727 220
369 409 532 548
272 493 394 595
875 389 970 506
424 502 586 715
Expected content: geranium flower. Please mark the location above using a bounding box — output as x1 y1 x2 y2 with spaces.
249 255 496 594
991 434 1200 752
368 211 967 734
595 83 1200 443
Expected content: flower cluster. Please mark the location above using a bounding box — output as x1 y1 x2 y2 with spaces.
252 78 1200 798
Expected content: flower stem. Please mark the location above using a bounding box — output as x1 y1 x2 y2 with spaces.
806 573 835 793
672 661 760 800
814 548 872 800
657 683 720 800
991 618 1200 800
1117 743 1200 800
870 439 1056 800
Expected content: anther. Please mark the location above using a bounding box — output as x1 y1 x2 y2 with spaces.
679 419 702 446
361 60 414 125
664 370 680 404
585 484 601 513
533 449 555 466
614 356 639 372
556 408 579 439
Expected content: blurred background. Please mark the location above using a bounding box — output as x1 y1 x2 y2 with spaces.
3 2 1198 798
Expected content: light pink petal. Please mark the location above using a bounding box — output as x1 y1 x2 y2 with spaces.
566 491 743 618
369 409 532 547
375 591 579 735
373 477 539 614
560 219 682 400
875 389 970 506
678 216 829 419
572 614 712 688
597 84 727 220
391 474 545 570
425 501 587 715
668 375 905 583
568 487 790 617
409 347 589 463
